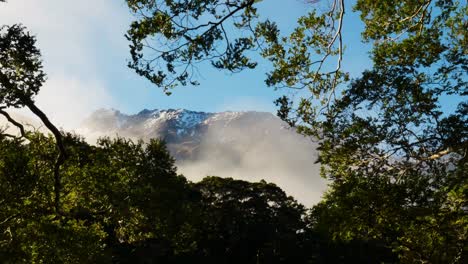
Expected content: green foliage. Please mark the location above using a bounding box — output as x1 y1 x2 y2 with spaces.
192 177 308 263
311 2 468 258
311 161 468 263
1 130 395 263
0 135 104 263
125 0 260 93
124 0 467 262
0 23 66 217
0 24 45 108
2 133 336 263
0 134 192 262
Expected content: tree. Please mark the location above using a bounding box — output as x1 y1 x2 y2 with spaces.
191 177 309 263
0 24 66 213
0 134 107 263
0 133 200 263
124 0 467 261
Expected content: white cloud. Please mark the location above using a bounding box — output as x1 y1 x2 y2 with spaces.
0 0 129 128
35 74 114 129
177 115 327 206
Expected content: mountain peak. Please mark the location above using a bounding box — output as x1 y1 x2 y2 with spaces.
76 107 324 206
81 108 281 135
137 108 158 116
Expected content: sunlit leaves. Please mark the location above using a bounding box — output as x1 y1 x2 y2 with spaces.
0 24 45 108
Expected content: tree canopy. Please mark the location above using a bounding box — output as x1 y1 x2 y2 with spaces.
2 133 367 263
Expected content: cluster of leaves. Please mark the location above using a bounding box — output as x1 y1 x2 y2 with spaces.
0 24 44 108
126 0 262 93
125 0 347 102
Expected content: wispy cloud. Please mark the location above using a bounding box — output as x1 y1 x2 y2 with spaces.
0 0 130 128
177 114 327 206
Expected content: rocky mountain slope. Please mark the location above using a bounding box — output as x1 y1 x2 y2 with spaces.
30 108 326 206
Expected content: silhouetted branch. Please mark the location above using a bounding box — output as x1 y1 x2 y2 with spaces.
0 108 26 138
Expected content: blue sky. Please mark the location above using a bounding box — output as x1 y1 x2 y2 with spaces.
0 0 372 128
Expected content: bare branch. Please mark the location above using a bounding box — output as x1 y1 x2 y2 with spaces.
0 109 27 138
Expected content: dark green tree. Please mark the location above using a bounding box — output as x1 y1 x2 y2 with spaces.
191 177 309 263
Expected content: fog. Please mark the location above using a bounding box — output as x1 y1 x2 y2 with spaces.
1 110 328 207
176 113 328 207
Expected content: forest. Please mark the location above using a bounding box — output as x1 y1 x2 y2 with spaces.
0 0 467 263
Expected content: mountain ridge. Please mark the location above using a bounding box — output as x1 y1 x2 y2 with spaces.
78 108 281 158
77 108 326 206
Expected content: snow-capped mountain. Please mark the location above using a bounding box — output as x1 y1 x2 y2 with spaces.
78 108 327 206
79 108 282 160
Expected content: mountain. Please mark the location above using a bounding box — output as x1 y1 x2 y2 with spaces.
78 108 327 206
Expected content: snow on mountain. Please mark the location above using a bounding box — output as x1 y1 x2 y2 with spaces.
78 108 276 149
77 108 327 206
